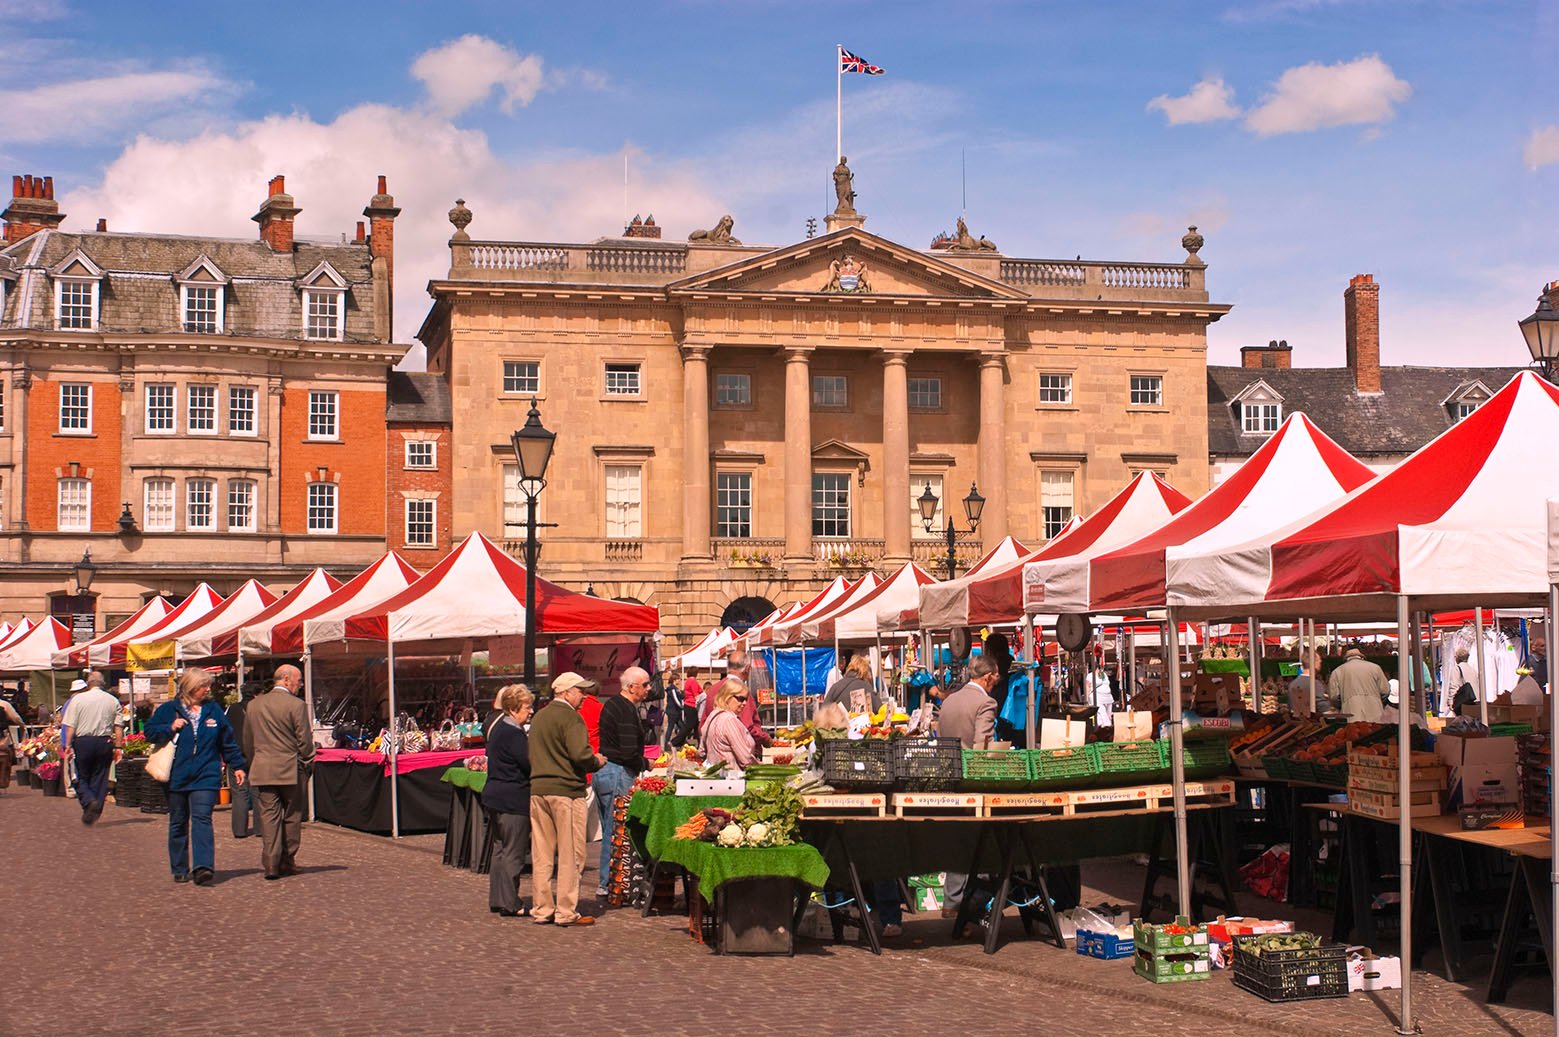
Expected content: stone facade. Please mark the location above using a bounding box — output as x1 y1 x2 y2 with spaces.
0 174 405 635
418 191 1229 654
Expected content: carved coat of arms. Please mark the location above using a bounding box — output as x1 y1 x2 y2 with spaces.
824 254 871 293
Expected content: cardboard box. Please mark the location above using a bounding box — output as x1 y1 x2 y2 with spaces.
1438 734 1519 808
1458 803 1524 830
1113 711 1154 742
1208 917 1296 970
1347 949 1402 992
1077 930 1135 960
1039 716 1087 749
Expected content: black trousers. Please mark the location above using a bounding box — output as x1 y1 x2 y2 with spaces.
488 810 532 913
72 735 114 809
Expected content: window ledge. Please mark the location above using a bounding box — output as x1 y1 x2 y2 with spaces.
54 431 95 438
499 393 547 402
599 394 647 403
304 437 343 444
1036 404 1078 412
1126 406 1170 414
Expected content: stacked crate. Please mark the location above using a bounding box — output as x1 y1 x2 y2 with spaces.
1346 746 1447 820
1132 917 1210 983
1518 733 1551 820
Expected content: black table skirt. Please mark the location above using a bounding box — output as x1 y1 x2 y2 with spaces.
312 762 452 835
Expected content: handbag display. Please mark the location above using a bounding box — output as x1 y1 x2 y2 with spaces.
396 714 429 754
457 707 485 749
145 737 176 783
431 719 462 752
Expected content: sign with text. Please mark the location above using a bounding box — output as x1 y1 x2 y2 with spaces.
548 639 654 691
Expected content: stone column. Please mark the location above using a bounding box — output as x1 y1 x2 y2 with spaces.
881 350 912 565
783 347 814 565
978 352 1009 546
680 345 711 560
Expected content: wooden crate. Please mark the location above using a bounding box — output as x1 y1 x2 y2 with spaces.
983 791 1069 818
1348 786 1442 819
892 792 984 818
800 792 887 818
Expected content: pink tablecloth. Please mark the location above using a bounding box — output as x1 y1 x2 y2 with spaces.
313 748 481 777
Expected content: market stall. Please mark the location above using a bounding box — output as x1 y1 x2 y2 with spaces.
100 584 225 667
52 596 172 668
0 618 71 673
125 578 277 669
667 626 736 671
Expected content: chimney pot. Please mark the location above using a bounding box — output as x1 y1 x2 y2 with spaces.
43 176 53 200
356 221 365 242
96 218 107 232
269 175 285 197
377 174 387 194
10 176 19 197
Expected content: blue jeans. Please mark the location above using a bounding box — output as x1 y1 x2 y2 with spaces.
71 735 114 808
168 789 218 876
592 762 635 890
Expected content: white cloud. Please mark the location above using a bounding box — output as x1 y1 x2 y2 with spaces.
1524 126 1559 170
0 0 67 18
65 104 723 354
1244 54 1411 136
0 67 228 144
410 35 548 116
1146 77 1241 126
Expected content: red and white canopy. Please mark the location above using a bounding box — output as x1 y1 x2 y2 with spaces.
0 619 32 655
0 618 71 672
806 562 935 642
920 473 1192 630
770 573 881 646
309 533 659 649
1081 414 1375 614
266 553 421 655
878 537 1035 631
965 535 1032 578
668 626 736 670
742 577 853 648
53 596 173 668
231 568 344 658
130 579 279 661
105 584 225 666
1172 372 1559 618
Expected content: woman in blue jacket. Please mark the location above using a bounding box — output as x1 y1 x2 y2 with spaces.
146 668 247 885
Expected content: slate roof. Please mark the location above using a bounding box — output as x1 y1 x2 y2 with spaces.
386 371 452 424
1208 364 1529 458
0 229 381 342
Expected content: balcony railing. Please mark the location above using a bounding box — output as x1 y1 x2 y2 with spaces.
454 240 692 284
814 538 884 570
714 537 786 569
604 540 643 562
911 538 975 577
998 258 1204 301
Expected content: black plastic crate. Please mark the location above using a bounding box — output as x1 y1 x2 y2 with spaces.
893 740 964 791
817 737 894 790
1231 935 1349 1002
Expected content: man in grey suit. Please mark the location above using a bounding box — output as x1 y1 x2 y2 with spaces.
935 654 1001 918
241 664 315 880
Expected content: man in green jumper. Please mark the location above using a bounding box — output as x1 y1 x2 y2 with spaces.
529 672 606 926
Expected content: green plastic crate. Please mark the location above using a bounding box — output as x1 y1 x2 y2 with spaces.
1157 739 1234 780
961 749 1032 791
1492 722 1535 738
1028 746 1100 789
1089 740 1171 784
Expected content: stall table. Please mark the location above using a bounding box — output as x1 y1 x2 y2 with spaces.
440 767 493 872
312 749 476 835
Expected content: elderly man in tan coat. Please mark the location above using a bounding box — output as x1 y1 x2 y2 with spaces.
241 664 316 880
1328 648 1388 723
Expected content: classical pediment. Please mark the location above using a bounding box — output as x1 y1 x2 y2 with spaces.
666 227 1025 302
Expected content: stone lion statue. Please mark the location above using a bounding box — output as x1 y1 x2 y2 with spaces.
688 215 741 245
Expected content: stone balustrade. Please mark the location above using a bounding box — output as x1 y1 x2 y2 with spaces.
713 537 786 569
814 538 884 569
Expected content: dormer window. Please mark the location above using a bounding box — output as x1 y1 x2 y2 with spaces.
1441 380 1492 424
1455 400 1478 422
1230 378 1284 437
298 261 347 341
177 256 228 334
50 248 103 331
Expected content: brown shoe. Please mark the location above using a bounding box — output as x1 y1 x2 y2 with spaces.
556 915 596 927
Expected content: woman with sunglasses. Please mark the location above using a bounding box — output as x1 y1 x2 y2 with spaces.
698 677 756 769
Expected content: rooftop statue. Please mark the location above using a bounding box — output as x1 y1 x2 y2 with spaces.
688 214 741 245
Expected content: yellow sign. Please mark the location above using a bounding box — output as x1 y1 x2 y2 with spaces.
126 640 175 672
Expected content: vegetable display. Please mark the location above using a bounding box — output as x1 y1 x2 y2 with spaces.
1244 932 1322 956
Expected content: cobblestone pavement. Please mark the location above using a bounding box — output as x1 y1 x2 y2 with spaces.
1 789 1551 1037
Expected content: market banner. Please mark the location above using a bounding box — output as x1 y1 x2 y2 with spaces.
548 638 654 689
125 639 175 672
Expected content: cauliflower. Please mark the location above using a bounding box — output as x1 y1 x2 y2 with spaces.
717 824 746 848
744 822 770 846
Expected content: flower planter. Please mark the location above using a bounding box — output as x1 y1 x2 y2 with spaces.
28 770 42 790
116 757 146 808
139 778 169 814
41 776 64 797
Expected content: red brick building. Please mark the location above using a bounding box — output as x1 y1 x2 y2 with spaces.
385 371 453 557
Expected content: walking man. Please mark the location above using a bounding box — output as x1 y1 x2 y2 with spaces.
529 672 606 927
225 684 261 838
594 666 651 898
241 665 315 880
1329 647 1388 722
61 672 122 824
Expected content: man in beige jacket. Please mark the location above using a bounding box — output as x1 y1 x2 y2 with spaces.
241 665 316 880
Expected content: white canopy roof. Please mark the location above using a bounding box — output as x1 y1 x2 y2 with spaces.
770 572 882 645
668 626 736 670
744 577 853 647
0 618 71 673
805 562 935 642
130 579 278 660
234 568 345 657
54 597 174 668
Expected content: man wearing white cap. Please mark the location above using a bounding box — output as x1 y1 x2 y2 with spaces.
61 673 123 824
529 673 607 927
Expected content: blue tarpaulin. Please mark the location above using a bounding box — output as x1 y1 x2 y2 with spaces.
757 647 837 698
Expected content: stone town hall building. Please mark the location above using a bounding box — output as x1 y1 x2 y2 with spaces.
417 165 1230 650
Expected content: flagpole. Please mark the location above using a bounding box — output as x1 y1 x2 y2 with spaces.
836 43 843 162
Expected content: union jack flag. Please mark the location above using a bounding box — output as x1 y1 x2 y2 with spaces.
839 47 885 75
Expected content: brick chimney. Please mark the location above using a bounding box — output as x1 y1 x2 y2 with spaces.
3 174 66 243
252 175 301 252
623 213 662 239
1344 274 1381 394
363 175 400 341
1240 340 1293 370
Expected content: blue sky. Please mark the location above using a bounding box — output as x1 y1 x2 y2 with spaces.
3 0 1555 368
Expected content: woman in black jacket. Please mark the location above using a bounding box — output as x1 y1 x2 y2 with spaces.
482 684 534 917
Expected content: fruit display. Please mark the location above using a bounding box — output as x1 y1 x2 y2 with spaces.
1243 932 1322 956
632 775 672 796
667 779 807 848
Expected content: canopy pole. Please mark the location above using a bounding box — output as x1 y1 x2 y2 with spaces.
1306 618 1318 714
1023 613 1037 748
1165 606 1190 916
1126 625 1136 706
1547 581 1559 1032
1474 606 1488 726
387 637 400 840
1394 595 1415 1036
1410 611 1427 717
302 648 316 822
1246 616 1260 711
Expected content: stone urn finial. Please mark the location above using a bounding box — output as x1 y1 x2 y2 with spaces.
448 198 473 240
1181 224 1204 256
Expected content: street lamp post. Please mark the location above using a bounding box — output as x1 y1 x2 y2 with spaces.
1519 283 1559 380
918 481 985 580
72 548 97 595
510 400 557 686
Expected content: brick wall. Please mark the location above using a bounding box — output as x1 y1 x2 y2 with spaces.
386 423 453 556
27 376 122 530
1344 274 1381 394
278 387 386 535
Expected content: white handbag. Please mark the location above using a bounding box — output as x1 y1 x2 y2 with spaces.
145 736 176 783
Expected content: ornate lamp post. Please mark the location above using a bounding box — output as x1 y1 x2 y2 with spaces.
1519 283 1559 380
917 481 985 580
510 400 557 685
72 548 97 594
